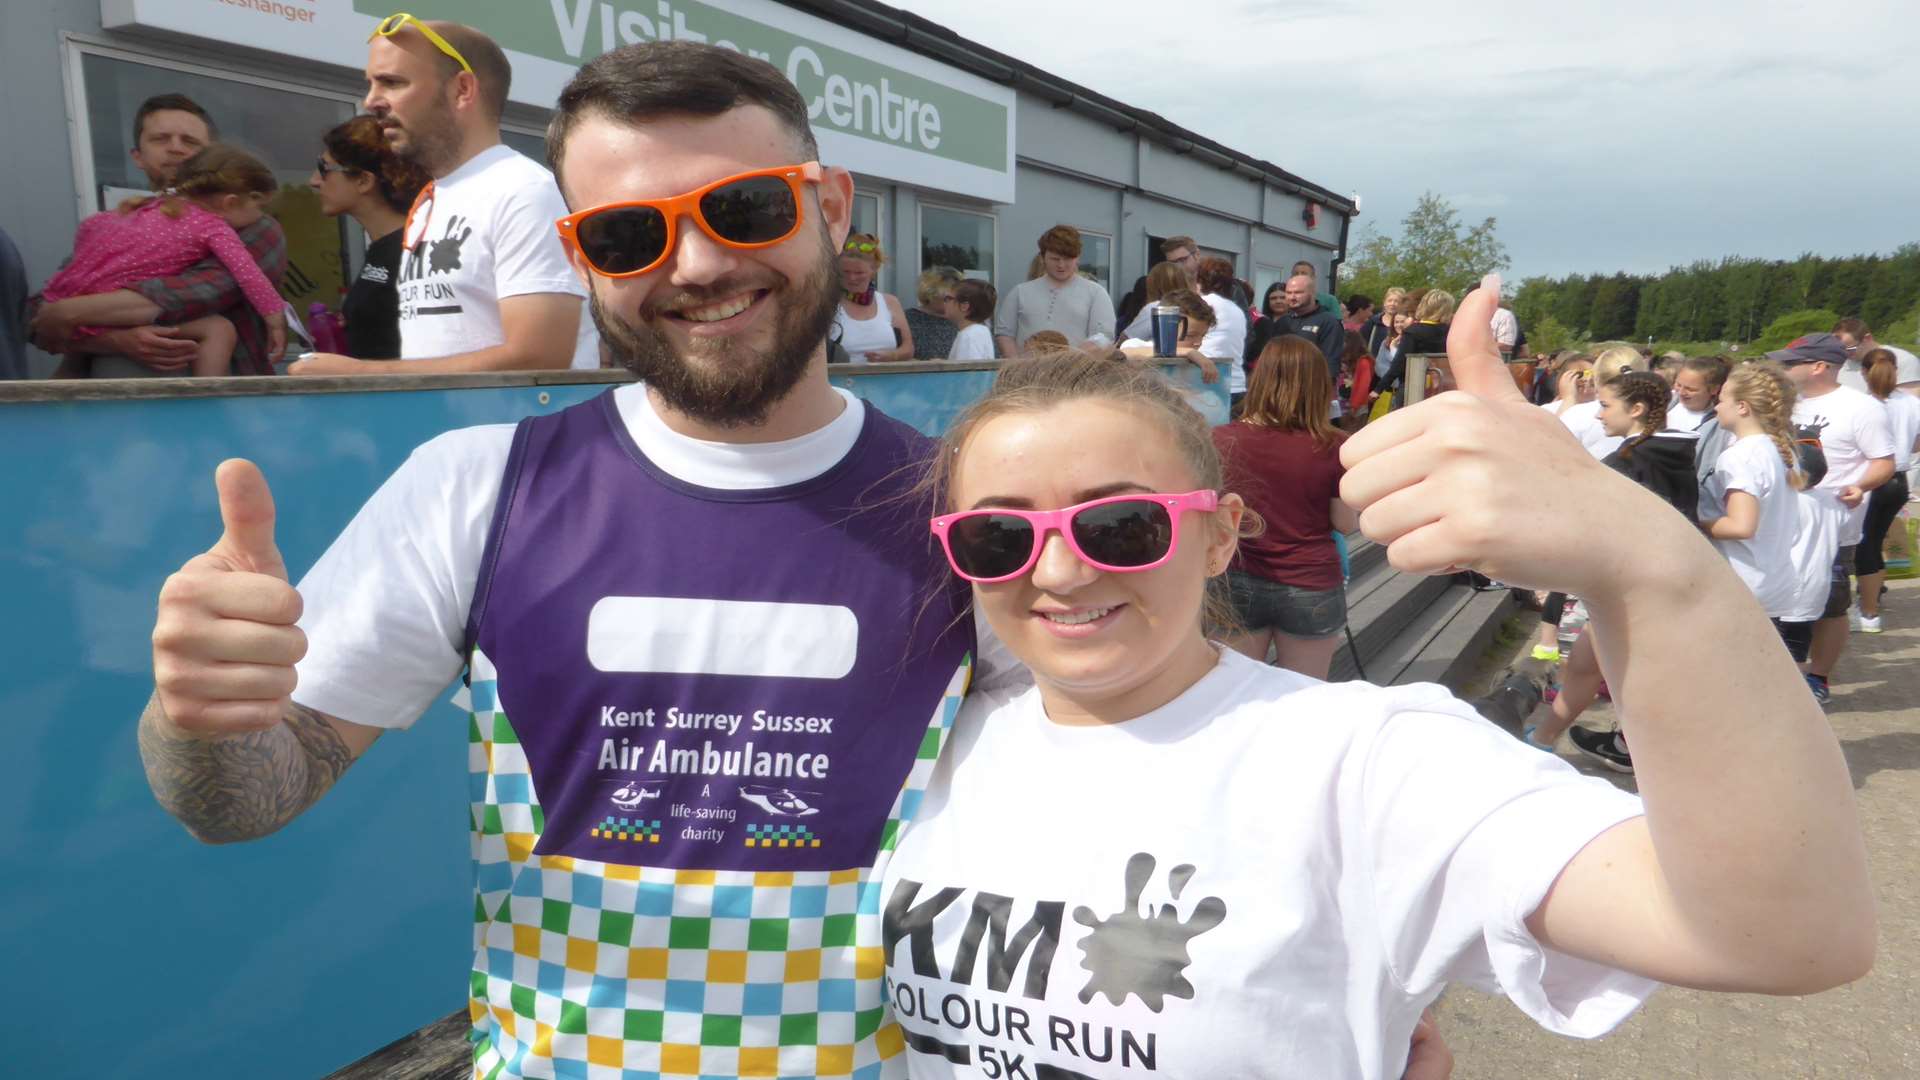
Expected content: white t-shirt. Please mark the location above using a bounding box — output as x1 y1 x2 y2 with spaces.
1666 400 1709 435
1704 434 1799 617
948 321 995 361
1792 386 1895 545
1786 489 1843 623
293 384 864 727
884 651 1655 1080
1559 400 1617 458
1882 390 1920 472
397 144 597 369
1201 292 1249 396
1491 307 1519 350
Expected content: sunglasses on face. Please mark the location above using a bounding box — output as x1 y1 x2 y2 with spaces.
368 12 474 74
315 157 355 177
556 163 823 278
929 490 1219 584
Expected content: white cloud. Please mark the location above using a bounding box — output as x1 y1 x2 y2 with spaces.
893 0 1920 279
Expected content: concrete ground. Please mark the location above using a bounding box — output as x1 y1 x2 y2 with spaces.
1435 577 1920 1079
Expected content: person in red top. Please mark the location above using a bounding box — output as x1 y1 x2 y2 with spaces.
1212 334 1360 677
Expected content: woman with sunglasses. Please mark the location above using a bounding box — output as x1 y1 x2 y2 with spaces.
833 232 913 363
308 115 430 360
883 278 1872 1079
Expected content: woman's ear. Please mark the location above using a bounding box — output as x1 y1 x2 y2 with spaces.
1206 493 1247 576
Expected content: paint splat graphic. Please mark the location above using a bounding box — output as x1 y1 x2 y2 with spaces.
1071 852 1226 1011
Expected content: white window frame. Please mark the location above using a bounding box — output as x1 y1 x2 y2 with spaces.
1073 227 1115 293
917 200 998 286
60 33 367 225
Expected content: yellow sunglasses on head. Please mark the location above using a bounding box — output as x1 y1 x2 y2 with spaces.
368 12 474 75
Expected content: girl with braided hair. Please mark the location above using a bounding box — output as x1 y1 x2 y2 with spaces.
1704 363 1806 656
1531 370 1700 769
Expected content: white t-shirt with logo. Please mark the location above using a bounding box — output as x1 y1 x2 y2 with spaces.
1704 434 1799 617
883 650 1655 1080
1882 390 1920 472
1792 386 1895 545
396 144 598 369
1785 489 1843 623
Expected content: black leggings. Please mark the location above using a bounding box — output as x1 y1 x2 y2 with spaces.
1856 474 1910 576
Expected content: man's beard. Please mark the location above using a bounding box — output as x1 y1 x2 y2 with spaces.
386 93 462 176
592 246 841 428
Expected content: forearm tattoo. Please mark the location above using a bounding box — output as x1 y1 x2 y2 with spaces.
137 695 355 844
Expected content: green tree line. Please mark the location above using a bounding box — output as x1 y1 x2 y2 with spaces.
1509 246 1920 348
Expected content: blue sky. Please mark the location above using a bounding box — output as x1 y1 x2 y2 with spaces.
896 0 1920 281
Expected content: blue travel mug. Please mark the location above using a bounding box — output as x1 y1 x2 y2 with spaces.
1152 303 1186 357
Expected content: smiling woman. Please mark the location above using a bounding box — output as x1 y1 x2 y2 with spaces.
884 311 1874 1079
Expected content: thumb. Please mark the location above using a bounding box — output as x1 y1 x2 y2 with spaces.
212 458 287 580
1445 273 1526 404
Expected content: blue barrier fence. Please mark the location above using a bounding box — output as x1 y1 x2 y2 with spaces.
0 359 1225 1078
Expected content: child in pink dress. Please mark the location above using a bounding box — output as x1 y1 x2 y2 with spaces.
38 144 287 376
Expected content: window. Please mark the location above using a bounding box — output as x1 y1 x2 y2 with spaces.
1076 230 1113 293
77 51 357 318
501 128 547 163
921 204 995 283
851 192 881 240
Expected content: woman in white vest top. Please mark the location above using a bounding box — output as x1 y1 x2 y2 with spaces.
831 232 912 364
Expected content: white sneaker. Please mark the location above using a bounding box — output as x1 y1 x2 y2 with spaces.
1848 607 1863 631
1860 615 1884 634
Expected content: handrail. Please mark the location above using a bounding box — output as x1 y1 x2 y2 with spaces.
0 360 1010 404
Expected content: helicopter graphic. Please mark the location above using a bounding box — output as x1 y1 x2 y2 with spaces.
611 782 662 812
738 785 822 818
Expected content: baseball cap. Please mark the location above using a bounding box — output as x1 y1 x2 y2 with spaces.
1765 332 1849 366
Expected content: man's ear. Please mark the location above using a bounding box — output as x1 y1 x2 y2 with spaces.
817 165 855 253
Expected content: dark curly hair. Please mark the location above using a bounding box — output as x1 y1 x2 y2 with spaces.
322 115 431 214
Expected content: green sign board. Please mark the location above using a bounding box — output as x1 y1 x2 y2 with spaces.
356 0 1012 173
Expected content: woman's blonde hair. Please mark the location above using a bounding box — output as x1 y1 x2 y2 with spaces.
1383 286 1408 304
1413 289 1455 323
119 143 275 219
1592 345 1649 385
925 350 1247 628
1723 362 1804 488
840 232 885 266
1144 260 1189 304
916 267 960 306
1242 335 1343 450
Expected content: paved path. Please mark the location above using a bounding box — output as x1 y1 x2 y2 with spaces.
1434 577 1920 1079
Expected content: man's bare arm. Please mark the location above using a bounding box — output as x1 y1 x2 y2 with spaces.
138 695 379 844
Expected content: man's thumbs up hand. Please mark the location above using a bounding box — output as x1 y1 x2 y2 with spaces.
210 459 287 580
153 460 307 737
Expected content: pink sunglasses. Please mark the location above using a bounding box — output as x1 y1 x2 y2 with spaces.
929 490 1219 584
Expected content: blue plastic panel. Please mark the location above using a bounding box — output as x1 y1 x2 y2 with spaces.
0 360 1225 1078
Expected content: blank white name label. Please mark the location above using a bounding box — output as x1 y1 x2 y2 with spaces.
586 597 859 680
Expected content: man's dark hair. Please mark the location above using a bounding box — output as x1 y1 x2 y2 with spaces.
132 93 216 145
428 21 513 120
1344 294 1373 316
1291 259 1317 277
1832 316 1870 340
1195 256 1235 296
547 43 818 199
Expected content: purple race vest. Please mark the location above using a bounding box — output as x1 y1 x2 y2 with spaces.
460 389 974 1079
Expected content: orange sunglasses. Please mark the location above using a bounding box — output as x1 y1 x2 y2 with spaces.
555 162 824 279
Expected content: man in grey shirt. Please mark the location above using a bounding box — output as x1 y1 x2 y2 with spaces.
994 224 1116 357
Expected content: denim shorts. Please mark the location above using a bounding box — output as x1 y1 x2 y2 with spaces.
1225 570 1348 639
